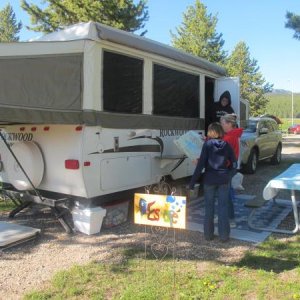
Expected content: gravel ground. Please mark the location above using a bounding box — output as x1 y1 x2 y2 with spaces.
0 135 299 299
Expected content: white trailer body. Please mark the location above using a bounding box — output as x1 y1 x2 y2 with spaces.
0 125 193 200
0 22 243 208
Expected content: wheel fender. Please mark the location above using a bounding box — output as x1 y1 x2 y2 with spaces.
6 142 44 191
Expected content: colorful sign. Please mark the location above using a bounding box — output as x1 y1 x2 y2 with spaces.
134 193 186 229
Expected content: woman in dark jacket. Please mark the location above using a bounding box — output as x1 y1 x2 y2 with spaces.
189 122 237 242
209 90 235 123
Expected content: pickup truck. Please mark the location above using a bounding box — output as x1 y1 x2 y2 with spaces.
240 117 282 174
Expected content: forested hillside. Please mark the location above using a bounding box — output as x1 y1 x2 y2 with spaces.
263 93 300 118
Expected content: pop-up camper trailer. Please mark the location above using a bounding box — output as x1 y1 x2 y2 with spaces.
0 22 247 232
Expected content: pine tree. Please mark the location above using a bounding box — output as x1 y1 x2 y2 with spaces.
21 0 149 34
170 0 227 64
285 11 300 40
225 41 273 116
0 4 22 42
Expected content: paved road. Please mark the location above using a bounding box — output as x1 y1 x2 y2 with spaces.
282 134 300 155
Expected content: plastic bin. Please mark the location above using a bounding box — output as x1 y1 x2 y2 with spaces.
102 200 129 228
72 206 106 235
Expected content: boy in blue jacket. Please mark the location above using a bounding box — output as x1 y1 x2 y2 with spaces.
189 122 237 242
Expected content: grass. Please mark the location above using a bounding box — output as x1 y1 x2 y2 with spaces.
279 118 300 132
0 197 17 212
265 93 300 119
24 236 300 300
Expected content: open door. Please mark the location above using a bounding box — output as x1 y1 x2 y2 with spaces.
215 77 240 124
215 77 243 168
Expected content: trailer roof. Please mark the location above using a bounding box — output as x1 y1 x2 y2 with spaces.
32 21 226 76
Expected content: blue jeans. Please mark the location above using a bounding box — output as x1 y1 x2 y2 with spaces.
203 183 230 241
229 187 235 219
228 169 237 219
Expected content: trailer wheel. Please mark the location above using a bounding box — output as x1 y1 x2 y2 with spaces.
6 142 44 190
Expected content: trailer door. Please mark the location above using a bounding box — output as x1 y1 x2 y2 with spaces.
215 77 242 167
215 77 240 123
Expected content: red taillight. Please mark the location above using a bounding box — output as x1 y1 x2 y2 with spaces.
20 127 25 131
83 161 91 166
44 126 50 131
31 127 37 132
75 126 83 131
65 159 79 169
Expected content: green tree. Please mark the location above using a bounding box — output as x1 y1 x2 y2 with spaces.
21 0 149 34
285 11 300 40
170 0 227 64
0 4 22 42
225 41 273 116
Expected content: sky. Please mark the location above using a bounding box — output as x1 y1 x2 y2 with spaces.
2 0 300 92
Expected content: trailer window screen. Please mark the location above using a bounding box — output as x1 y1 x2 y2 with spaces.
0 54 82 110
103 51 143 113
153 64 199 117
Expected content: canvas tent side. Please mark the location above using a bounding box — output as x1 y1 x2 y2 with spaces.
0 40 85 124
0 21 226 129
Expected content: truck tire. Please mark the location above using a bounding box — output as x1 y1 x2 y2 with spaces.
6 142 44 191
243 149 258 174
270 144 282 165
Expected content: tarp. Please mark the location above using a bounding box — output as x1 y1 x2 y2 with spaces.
0 221 40 249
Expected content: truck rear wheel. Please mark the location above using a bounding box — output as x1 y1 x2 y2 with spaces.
243 149 257 174
270 144 282 165
6 142 44 191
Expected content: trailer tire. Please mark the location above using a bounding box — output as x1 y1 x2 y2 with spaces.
6 142 44 191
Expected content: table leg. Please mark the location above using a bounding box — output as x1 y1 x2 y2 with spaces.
291 190 300 233
247 192 300 235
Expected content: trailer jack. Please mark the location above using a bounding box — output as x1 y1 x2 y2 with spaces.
4 190 74 234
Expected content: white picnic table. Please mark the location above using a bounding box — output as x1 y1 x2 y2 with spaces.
262 163 300 234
